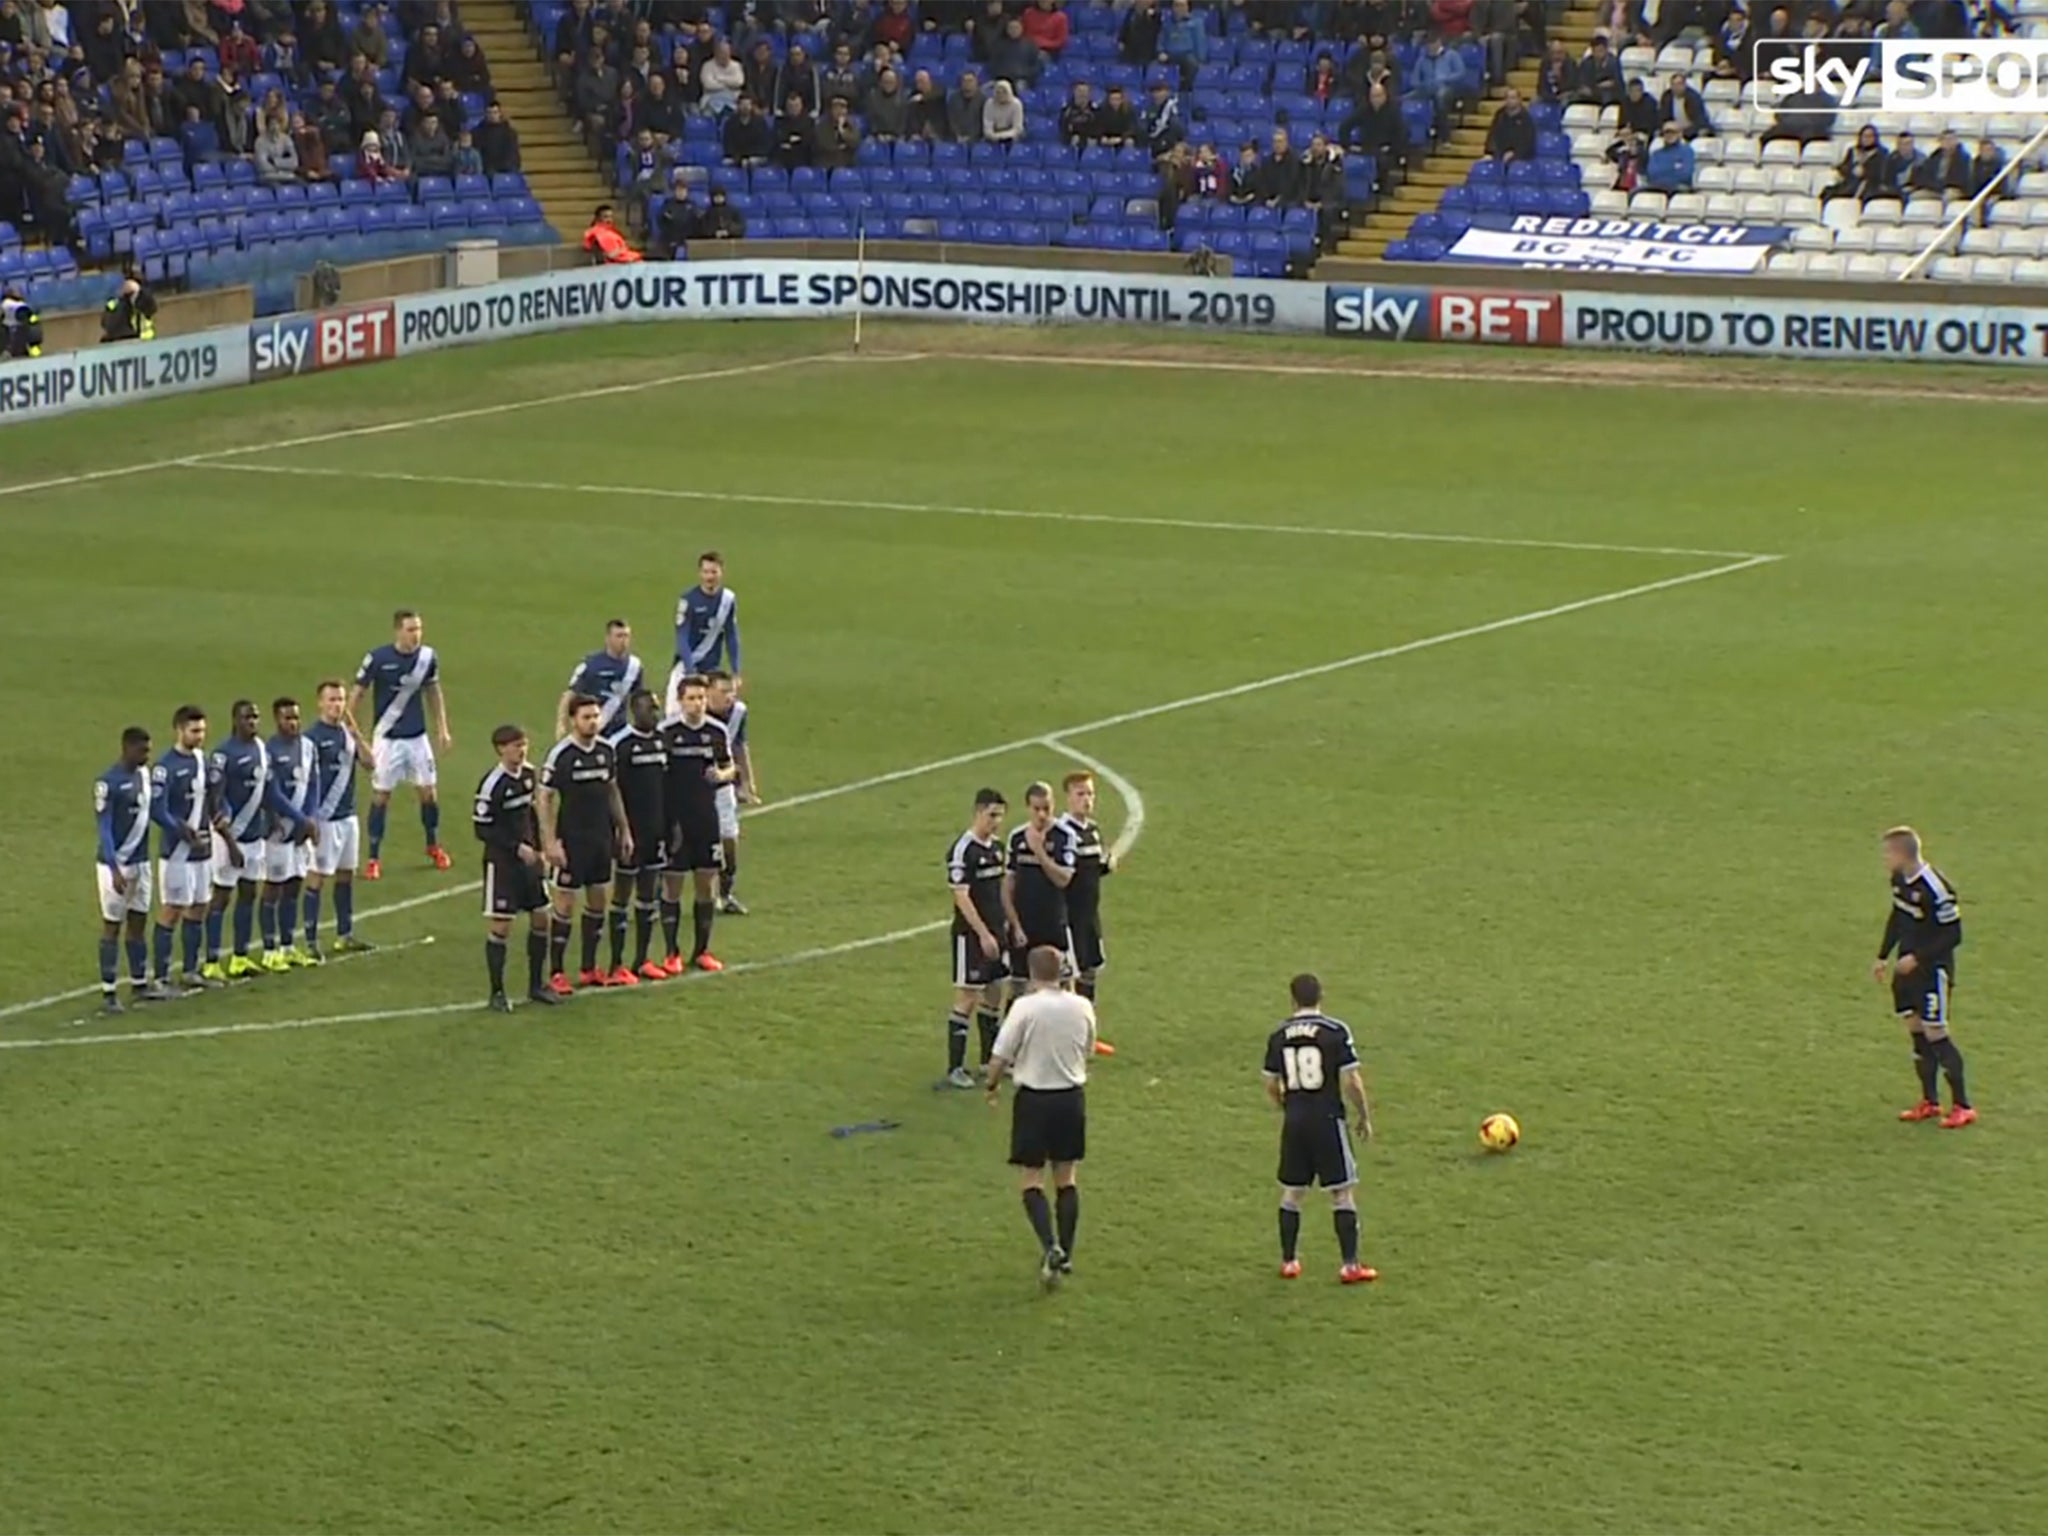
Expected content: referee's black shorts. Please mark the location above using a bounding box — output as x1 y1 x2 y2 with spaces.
1009 1085 1086 1168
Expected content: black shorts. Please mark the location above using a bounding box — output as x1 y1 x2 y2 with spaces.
952 927 1006 988
482 853 549 917
1893 965 1954 1028
616 817 666 876
1010 1085 1086 1168
553 831 614 891
1067 910 1106 973
1277 1115 1358 1190
666 814 722 874
1009 932 1074 982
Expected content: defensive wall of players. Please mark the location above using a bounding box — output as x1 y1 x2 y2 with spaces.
10 254 2048 426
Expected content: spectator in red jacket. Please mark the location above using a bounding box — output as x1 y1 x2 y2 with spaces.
1019 0 1070 56
1430 0 1475 35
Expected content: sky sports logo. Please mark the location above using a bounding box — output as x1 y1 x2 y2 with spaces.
1752 38 2048 114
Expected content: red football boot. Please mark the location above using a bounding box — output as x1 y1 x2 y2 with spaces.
1279 1260 1302 1280
428 845 452 871
1339 1263 1379 1285
661 953 685 977
607 966 639 987
1899 1099 1943 1122
547 972 574 997
577 967 604 988
362 858 382 881
694 952 724 973
1092 1039 1117 1057
637 960 668 982
1940 1105 1978 1129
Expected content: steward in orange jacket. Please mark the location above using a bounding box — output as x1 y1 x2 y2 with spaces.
583 204 644 263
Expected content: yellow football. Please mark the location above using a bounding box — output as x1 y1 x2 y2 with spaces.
1479 1113 1521 1153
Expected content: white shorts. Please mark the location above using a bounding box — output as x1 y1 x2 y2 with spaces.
372 734 437 791
212 839 267 888
96 860 153 922
314 816 361 877
265 837 310 883
159 855 212 909
715 784 740 841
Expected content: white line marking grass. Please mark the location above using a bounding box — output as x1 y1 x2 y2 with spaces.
1 553 1775 1046
190 462 1762 562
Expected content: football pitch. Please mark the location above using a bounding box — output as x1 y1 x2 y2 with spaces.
4 322 2047 1535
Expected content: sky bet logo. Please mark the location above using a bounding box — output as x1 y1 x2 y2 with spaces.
1753 38 2048 114
1324 286 1428 341
248 302 396 379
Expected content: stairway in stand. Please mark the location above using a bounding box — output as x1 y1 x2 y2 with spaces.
467 0 611 242
1334 0 1602 261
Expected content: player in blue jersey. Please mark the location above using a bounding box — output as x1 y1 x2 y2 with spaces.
558 618 646 738
148 703 218 995
349 608 454 880
206 700 310 980
305 679 376 956
666 551 742 709
94 726 156 1013
706 669 759 915
262 697 322 970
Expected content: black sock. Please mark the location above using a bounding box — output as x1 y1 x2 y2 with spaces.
1913 1035 1941 1102
1933 1036 1970 1109
1054 1184 1078 1256
720 844 737 898
1021 1187 1056 1252
1076 975 1097 1004
579 911 603 973
691 899 715 959
1334 1208 1361 1266
527 930 548 992
1279 1206 1302 1262
946 1010 969 1071
607 906 628 969
660 898 682 957
976 1009 1000 1065
633 902 655 967
548 923 569 979
485 935 507 995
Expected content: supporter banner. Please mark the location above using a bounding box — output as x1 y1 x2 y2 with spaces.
1565 293 2048 365
1325 283 1563 345
390 260 1328 353
0 323 249 424
1449 216 1792 274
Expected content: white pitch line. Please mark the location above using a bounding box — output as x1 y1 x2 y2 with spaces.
963 347 2048 409
187 461 1761 561
0 351 850 501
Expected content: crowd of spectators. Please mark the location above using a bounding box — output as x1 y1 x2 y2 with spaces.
549 0 1555 266
0 0 526 274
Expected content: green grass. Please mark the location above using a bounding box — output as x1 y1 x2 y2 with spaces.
4 322 2048 1535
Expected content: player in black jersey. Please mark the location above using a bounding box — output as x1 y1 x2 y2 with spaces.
473 724 557 1012
604 688 670 984
1263 973 1376 1284
1054 771 1113 1008
1875 826 1974 1128
943 787 1008 1089
537 694 631 995
1003 781 1073 1016
659 673 736 975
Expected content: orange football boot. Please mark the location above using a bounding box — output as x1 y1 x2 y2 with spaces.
661 953 685 977
547 972 574 997
427 845 452 871
1940 1105 1978 1129
1279 1260 1302 1280
637 960 668 982
1339 1263 1379 1285
1899 1100 1943 1122
362 858 382 881
694 953 724 973
607 966 639 987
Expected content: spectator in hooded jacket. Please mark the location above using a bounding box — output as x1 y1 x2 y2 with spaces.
1159 0 1206 88
982 77 1025 143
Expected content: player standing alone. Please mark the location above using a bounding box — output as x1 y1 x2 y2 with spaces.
93 726 155 1012
538 694 632 994
474 724 557 1011
1264 973 1377 1284
658 674 735 974
351 608 454 879
1876 825 1974 1128
305 680 375 955
943 788 1008 1089
668 551 741 709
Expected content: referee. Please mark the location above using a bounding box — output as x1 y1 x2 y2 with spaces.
986 945 1097 1289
